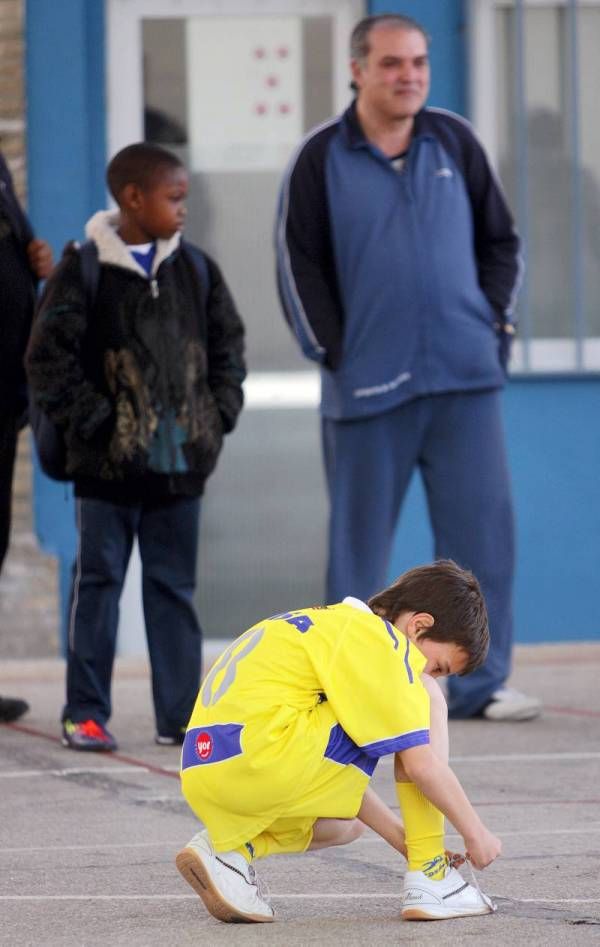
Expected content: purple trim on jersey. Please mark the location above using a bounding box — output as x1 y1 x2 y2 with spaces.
324 723 377 776
384 619 399 651
403 636 414 683
181 723 243 769
361 728 430 758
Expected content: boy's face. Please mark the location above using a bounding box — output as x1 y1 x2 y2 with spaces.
412 635 468 678
396 610 468 677
125 166 189 241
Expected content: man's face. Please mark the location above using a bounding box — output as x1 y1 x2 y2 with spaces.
134 166 189 241
351 26 430 122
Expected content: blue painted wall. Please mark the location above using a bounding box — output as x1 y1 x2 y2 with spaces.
26 0 106 645
370 0 467 113
23 0 599 646
389 377 600 643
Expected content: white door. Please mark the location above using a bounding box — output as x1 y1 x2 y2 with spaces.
108 0 362 372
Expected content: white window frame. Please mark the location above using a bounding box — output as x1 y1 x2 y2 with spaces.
469 0 600 372
107 0 363 158
468 0 600 165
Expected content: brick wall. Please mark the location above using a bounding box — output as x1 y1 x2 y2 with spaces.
0 0 26 196
0 0 60 658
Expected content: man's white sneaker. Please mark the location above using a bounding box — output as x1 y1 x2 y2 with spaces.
175 830 274 924
482 687 542 721
402 865 496 921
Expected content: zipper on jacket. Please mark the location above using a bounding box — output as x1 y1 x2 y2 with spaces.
156 296 178 474
397 148 414 201
148 270 176 477
403 144 433 382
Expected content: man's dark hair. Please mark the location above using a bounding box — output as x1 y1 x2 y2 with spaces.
106 142 184 202
350 13 430 64
368 560 489 675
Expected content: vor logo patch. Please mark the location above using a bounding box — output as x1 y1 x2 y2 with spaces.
196 731 213 760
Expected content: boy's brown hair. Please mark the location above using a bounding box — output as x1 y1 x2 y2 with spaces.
368 559 489 674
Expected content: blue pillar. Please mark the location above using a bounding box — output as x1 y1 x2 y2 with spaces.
25 0 106 649
369 0 467 114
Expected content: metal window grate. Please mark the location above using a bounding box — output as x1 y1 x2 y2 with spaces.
477 0 600 374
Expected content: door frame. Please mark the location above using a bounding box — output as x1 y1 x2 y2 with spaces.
107 0 364 157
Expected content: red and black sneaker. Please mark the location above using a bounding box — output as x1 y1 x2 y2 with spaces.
62 719 117 752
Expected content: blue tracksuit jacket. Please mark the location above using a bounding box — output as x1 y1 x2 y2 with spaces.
275 102 521 420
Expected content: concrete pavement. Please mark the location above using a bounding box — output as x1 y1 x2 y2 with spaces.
1 642 600 946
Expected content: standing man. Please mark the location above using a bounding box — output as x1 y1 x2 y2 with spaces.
0 149 53 723
276 13 539 721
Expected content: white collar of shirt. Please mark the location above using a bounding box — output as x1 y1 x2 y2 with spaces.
342 596 373 613
128 242 154 253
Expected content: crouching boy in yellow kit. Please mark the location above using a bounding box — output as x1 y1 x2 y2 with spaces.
176 560 501 923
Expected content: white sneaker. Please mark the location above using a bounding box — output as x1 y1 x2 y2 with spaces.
175 830 274 924
402 864 496 920
482 687 542 721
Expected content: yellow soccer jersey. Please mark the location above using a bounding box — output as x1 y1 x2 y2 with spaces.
181 600 430 848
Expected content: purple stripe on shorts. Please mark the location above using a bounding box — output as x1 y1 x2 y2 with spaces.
182 723 243 769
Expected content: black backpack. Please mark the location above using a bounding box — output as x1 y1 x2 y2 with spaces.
29 239 211 481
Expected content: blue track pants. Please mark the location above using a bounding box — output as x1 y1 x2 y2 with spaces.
322 390 515 718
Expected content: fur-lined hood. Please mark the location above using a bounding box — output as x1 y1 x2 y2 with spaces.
85 210 181 278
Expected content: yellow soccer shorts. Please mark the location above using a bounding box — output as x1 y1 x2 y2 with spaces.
181 702 375 853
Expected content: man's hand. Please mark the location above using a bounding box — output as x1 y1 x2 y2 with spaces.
27 238 53 279
464 826 502 870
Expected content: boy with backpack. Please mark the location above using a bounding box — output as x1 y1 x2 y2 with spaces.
26 143 245 751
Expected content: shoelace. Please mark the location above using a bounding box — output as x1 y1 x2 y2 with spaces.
446 852 465 870
464 857 497 913
444 852 496 912
248 864 272 906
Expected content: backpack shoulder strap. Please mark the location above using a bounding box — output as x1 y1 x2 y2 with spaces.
77 239 100 311
180 240 210 309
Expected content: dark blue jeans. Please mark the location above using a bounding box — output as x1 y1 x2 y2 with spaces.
322 390 515 719
63 495 202 735
0 413 18 573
